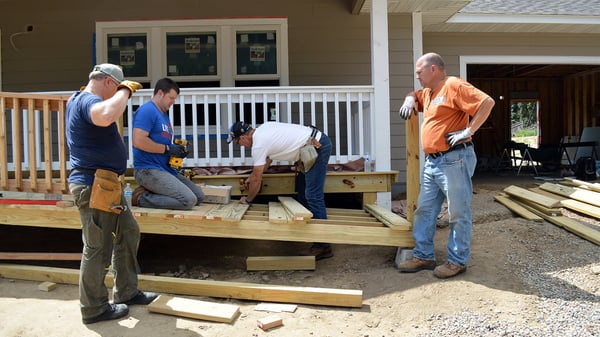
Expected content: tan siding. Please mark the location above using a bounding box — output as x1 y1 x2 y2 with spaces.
0 0 374 91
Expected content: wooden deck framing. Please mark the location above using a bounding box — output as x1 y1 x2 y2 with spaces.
0 199 414 247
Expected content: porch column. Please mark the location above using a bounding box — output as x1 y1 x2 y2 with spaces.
405 12 424 222
370 0 392 208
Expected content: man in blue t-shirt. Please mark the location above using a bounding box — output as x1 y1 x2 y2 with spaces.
132 78 204 210
67 63 157 324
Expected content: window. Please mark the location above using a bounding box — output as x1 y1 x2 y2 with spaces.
166 32 218 77
96 18 289 87
107 33 148 78
236 31 277 76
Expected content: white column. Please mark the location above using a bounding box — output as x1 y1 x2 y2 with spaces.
412 13 425 171
370 0 391 208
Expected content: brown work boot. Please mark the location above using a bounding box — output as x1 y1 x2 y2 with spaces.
433 261 466 279
131 186 147 206
300 245 334 261
398 257 436 273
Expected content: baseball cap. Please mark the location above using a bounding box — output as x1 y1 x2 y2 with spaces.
91 63 124 84
227 121 252 144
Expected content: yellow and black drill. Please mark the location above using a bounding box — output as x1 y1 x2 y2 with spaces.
169 138 196 180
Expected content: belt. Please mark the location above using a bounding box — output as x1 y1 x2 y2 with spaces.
309 126 322 142
427 141 473 159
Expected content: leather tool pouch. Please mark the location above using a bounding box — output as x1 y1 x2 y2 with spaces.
89 169 123 214
298 138 319 173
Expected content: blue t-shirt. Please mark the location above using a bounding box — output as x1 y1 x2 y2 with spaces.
66 91 127 185
132 100 177 176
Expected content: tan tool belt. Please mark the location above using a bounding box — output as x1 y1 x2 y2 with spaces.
89 169 123 214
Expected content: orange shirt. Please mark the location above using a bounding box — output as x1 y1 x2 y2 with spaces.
415 76 489 154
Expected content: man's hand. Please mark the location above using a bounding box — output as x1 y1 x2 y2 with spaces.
446 128 473 147
165 143 188 158
117 80 143 97
399 96 415 120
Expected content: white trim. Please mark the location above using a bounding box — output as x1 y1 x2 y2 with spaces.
459 55 600 79
411 13 425 173
448 14 600 25
371 0 391 208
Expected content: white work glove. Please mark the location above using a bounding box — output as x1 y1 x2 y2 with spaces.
399 96 415 120
446 128 474 147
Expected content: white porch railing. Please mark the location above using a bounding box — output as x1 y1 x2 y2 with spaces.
4 85 375 172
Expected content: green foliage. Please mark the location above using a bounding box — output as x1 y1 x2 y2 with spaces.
513 128 538 137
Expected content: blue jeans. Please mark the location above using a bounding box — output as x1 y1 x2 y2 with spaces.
296 134 332 247
412 145 477 267
134 168 204 210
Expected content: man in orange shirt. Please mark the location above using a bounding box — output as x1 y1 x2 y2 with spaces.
398 53 495 278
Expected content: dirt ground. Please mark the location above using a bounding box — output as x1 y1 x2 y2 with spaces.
0 173 599 337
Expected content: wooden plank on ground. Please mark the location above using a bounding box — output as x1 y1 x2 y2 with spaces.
246 256 316 271
0 252 82 260
519 203 600 246
560 199 600 220
148 295 240 323
205 202 249 222
563 177 600 193
278 196 312 221
503 185 561 208
539 182 600 207
364 204 411 230
493 195 543 221
268 202 291 224
0 264 363 307
499 193 562 216
529 187 567 201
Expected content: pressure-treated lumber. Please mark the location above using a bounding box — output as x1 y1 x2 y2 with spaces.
204 202 249 222
278 196 312 220
503 185 561 208
246 256 316 271
0 203 413 246
148 295 240 323
0 264 363 307
538 182 600 207
493 195 543 221
519 203 600 246
364 203 411 230
0 252 82 260
498 192 562 216
563 177 600 193
268 202 291 223
560 199 600 220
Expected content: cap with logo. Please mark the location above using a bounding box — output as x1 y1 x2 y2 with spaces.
227 121 252 144
91 63 124 84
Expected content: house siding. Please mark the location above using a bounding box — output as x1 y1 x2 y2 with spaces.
0 0 374 91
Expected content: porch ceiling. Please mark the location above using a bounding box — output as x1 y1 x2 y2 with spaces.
355 0 600 34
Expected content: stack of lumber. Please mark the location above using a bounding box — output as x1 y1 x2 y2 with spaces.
495 178 600 245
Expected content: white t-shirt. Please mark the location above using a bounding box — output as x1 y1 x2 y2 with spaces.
252 122 313 166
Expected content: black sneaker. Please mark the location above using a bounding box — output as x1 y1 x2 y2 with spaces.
118 291 158 305
82 303 129 324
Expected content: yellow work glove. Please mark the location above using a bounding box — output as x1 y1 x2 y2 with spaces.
117 80 143 97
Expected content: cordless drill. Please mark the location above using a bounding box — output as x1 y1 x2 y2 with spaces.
169 138 196 180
